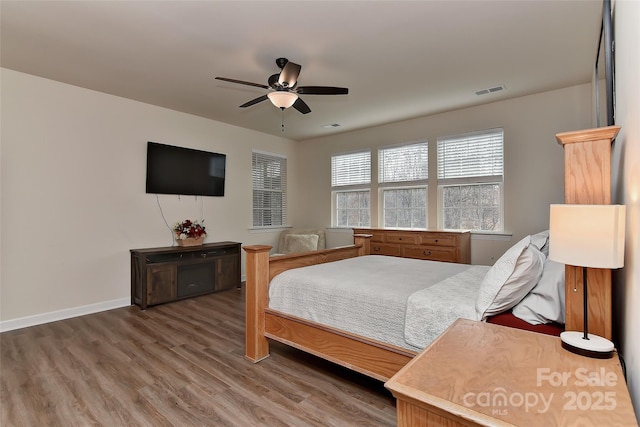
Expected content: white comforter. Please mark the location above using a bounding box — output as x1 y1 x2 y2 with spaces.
268 255 488 351
404 265 489 348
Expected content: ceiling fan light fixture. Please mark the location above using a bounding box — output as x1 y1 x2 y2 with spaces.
267 91 298 109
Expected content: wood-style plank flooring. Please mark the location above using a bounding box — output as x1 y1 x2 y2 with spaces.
1 287 396 426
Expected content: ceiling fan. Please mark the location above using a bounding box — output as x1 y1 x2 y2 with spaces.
215 58 348 114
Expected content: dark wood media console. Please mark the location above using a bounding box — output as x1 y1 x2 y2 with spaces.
130 241 241 309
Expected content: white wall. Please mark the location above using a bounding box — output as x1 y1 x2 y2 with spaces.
611 0 640 420
293 84 592 265
0 68 297 329
1 69 592 330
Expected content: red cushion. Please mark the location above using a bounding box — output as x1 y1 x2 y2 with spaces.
486 311 563 337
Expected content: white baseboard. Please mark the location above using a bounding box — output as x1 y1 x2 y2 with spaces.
0 297 131 333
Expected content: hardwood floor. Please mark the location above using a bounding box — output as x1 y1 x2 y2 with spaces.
1 287 396 426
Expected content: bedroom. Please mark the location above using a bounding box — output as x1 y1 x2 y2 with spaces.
1 0 639 424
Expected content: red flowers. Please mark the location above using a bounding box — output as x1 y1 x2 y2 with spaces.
174 219 206 239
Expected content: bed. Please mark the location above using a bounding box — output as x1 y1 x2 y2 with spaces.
243 127 615 383
244 235 415 381
243 230 564 381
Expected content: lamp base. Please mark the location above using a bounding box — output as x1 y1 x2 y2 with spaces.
560 331 614 359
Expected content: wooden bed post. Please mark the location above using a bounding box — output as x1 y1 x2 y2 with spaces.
556 125 620 341
243 245 272 362
353 234 371 256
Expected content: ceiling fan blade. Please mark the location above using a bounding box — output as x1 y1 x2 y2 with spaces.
240 95 268 108
268 73 280 89
292 97 311 114
296 86 349 95
215 77 269 90
278 62 301 88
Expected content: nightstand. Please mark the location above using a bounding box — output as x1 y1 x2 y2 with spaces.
385 319 637 426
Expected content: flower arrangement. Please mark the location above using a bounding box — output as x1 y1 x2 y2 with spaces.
173 219 206 240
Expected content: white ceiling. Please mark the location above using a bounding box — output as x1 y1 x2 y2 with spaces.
1 1 604 141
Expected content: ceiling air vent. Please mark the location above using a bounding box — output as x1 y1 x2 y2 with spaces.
475 85 506 96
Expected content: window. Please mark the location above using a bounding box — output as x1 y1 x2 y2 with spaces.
437 128 504 231
335 190 371 227
382 187 427 228
379 142 428 228
332 151 371 227
252 151 287 227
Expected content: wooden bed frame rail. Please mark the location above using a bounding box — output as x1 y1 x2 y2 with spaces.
243 234 416 382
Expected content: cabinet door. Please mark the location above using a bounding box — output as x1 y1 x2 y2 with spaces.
147 265 176 305
176 262 216 298
216 255 239 291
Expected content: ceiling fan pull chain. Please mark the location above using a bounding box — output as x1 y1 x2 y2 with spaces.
281 108 285 132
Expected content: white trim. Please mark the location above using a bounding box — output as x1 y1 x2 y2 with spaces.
437 175 503 186
249 225 292 233
326 227 356 233
471 232 513 241
437 126 504 143
251 149 286 159
0 297 131 333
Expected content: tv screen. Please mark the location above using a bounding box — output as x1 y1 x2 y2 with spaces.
146 142 226 197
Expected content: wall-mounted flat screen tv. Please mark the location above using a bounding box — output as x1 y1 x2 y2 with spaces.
146 141 226 197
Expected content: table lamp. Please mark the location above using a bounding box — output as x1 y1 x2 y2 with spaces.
549 204 626 359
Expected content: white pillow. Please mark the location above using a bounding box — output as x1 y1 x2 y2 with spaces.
512 259 565 325
475 236 545 320
283 234 319 254
531 230 550 257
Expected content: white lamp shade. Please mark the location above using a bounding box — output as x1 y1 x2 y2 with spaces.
549 204 625 269
267 91 298 109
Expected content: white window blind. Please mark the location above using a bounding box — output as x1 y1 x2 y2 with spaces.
331 151 371 187
379 141 428 183
437 128 504 232
252 151 287 227
331 151 371 227
437 128 503 181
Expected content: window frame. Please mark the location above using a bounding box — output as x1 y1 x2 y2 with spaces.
436 128 504 232
378 140 429 229
380 185 428 229
331 150 372 228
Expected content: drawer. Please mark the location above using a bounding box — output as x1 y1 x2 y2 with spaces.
403 246 457 263
419 235 456 247
368 233 386 243
386 233 420 244
371 244 402 257
147 252 187 263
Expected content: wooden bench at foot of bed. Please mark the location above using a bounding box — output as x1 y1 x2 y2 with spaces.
243 234 417 382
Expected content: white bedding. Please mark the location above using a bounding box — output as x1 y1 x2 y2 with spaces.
268 255 484 351
404 265 490 348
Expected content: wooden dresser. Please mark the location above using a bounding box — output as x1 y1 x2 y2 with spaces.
385 319 638 427
353 228 470 264
130 241 241 309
